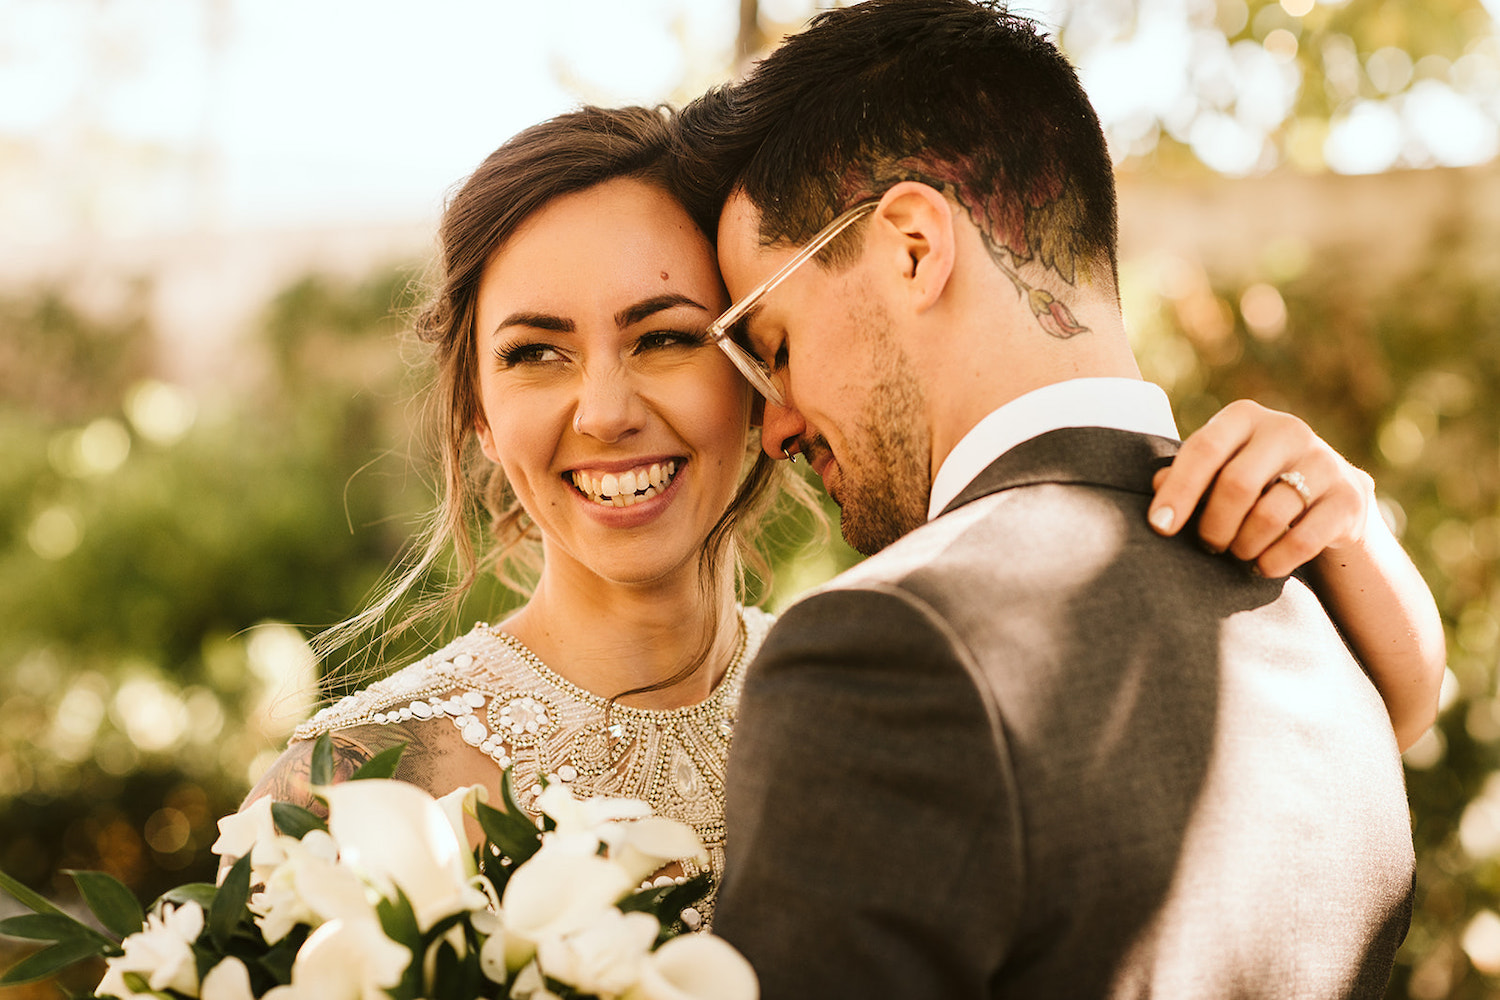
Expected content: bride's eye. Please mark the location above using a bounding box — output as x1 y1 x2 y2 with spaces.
634 329 708 354
496 341 564 368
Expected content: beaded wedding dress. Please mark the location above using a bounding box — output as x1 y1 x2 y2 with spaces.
292 606 773 887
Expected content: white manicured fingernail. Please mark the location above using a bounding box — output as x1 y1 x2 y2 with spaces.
1149 506 1175 533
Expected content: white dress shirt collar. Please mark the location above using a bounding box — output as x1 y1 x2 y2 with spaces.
927 378 1181 520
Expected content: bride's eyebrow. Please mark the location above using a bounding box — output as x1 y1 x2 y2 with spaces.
615 293 707 328
493 311 572 335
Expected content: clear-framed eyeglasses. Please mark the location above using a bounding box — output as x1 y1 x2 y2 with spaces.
706 200 880 408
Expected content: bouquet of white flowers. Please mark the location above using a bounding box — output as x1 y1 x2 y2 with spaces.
0 734 757 1000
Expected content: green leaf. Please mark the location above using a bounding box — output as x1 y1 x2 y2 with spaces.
617 872 713 944
271 801 328 839
0 937 103 986
157 883 218 913
350 742 406 781
0 913 99 944
375 888 422 1000
209 854 252 953
472 767 543 868
119 970 173 998
310 731 335 788
472 799 541 868
0 868 68 919
64 871 143 939
429 938 462 999
254 926 306 987
618 871 710 916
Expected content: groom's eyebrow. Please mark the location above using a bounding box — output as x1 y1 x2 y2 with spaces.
727 306 764 354
616 293 708 328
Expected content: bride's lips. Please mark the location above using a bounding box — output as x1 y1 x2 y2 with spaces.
563 456 686 518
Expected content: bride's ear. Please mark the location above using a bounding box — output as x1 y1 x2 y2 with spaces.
874 182 956 314
475 418 500 463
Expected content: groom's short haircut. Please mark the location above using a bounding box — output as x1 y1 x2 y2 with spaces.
676 0 1119 293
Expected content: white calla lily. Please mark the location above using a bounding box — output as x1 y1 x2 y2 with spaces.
601 816 709 883
536 908 660 996
96 902 204 999
211 795 288 884
471 909 509 985
537 783 652 839
200 957 255 1000
500 847 633 970
434 783 487 878
627 933 760 1000
251 830 375 943
320 779 486 930
279 917 410 1000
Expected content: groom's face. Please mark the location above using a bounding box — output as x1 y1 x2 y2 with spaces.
715 191 932 555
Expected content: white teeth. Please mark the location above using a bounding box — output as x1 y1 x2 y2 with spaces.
571 460 680 507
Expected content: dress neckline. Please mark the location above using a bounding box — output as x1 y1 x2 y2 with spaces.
470 608 750 721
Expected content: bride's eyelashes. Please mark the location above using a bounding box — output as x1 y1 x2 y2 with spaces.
632 328 711 354
492 328 708 371
495 339 565 369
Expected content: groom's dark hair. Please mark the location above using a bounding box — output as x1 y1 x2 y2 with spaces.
676 0 1119 292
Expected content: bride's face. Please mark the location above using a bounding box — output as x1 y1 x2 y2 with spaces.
472 176 752 590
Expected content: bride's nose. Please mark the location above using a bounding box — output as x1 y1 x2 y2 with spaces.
571 363 648 443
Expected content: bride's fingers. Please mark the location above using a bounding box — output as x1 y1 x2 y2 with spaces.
1225 478 1313 563
1149 403 1262 536
1192 424 1315 552
1252 501 1348 579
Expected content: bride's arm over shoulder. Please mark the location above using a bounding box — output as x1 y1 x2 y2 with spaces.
1148 399 1446 752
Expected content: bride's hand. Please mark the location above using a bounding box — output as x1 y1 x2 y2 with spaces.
1147 399 1374 578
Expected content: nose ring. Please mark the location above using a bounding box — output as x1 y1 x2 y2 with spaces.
573 412 583 435
782 447 798 464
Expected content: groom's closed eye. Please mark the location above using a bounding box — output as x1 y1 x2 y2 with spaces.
731 314 787 374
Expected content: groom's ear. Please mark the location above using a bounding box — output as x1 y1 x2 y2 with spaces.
873 181 956 314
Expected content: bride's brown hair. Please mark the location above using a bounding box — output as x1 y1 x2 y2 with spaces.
321 105 810 698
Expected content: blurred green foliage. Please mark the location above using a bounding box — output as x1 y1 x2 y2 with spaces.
0 270 433 923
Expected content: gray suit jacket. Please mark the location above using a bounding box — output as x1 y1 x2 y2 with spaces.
714 427 1414 999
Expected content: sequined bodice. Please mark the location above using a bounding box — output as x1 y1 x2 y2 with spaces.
293 607 772 884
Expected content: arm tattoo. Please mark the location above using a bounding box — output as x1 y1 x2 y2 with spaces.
246 722 449 814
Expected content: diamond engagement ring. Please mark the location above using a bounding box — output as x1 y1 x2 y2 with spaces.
1276 470 1313 512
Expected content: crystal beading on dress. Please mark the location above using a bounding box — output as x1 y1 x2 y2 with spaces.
293 606 772 885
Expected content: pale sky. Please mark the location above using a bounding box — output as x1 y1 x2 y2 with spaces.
0 0 740 241
1 0 1497 247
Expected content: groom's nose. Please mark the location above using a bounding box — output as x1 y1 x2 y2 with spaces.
760 396 806 461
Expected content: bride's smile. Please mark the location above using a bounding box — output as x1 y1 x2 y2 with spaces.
568 457 680 508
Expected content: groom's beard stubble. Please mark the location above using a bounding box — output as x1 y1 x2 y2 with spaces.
831 339 931 557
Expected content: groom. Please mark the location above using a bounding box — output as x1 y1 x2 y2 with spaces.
680 1 1414 996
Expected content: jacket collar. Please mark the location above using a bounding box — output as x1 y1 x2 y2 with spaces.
938 426 1181 518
